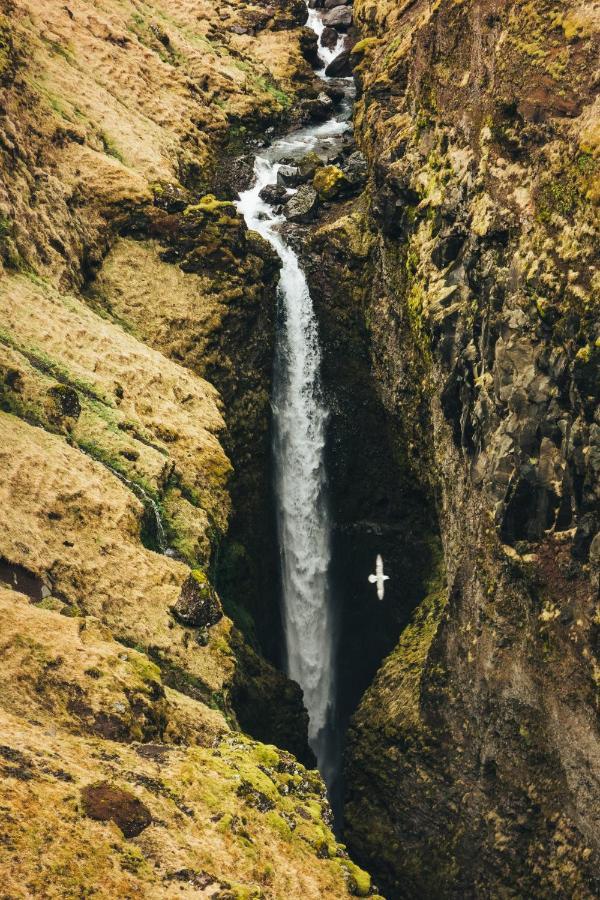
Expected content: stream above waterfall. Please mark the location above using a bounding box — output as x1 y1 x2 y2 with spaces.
237 11 354 805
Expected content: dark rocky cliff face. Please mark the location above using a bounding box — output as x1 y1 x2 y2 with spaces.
304 0 599 896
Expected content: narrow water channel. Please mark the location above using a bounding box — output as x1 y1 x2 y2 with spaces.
237 9 353 801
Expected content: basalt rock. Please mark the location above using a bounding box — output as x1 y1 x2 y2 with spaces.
322 6 353 31
298 26 320 67
324 50 353 77
338 0 600 897
300 92 335 122
321 25 339 49
277 164 303 188
81 782 152 838
229 628 316 766
298 150 325 179
284 185 319 223
341 150 368 188
259 183 289 206
313 164 352 200
170 570 223 629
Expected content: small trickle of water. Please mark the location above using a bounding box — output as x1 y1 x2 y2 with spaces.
105 463 168 554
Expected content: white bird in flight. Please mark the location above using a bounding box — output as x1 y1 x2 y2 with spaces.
368 554 389 600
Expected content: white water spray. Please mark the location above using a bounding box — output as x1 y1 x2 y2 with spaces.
238 8 352 787
306 6 346 73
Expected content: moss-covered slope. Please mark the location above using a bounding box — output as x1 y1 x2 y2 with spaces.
0 0 374 894
321 0 600 897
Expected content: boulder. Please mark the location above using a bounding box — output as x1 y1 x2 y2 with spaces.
324 0 350 8
320 26 339 49
300 92 334 123
299 26 320 66
259 184 289 206
322 81 347 103
322 6 352 30
298 151 324 179
313 164 351 200
170 570 222 628
277 165 302 188
284 185 319 223
325 50 353 77
81 782 152 838
342 150 368 187
270 0 308 29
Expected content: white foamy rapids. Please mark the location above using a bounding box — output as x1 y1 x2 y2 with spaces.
307 6 346 73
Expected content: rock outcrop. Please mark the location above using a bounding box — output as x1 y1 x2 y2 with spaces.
310 1 600 897
0 0 373 895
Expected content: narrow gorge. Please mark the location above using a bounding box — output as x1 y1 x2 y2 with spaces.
0 1 598 899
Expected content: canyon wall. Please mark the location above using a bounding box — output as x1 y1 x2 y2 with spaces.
1 0 599 896
0 0 374 895
313 1 599 897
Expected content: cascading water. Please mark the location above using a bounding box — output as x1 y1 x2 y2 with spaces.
237 11 352 793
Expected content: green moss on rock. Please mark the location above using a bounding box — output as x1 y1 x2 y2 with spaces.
313 165 351 200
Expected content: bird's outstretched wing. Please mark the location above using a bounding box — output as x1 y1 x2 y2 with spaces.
376 555 384 577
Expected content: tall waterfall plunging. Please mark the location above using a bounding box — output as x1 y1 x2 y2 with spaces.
237 14 352 791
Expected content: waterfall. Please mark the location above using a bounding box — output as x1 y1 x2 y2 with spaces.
238 167 336 784
237 34 351 788
275 236 334 777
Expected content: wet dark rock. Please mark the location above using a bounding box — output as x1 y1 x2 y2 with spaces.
341 150 368 188
324 0 350 8
277 165 302 188
321 26 338 49
322 6 352 30
300 92 334 123
229 628 315 767
152 182 189 214
284 185 319 223
259 184 289 206
321 81 348 103
170 571 223 628
81 782 152 838
299 26 320 66
325 50 353 78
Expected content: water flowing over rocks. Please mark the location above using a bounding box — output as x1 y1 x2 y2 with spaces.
1 0 599 896
237 75 356 795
